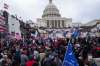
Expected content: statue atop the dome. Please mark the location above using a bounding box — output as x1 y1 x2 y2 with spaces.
49 0 52 3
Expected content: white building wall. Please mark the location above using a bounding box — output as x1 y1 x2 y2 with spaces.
8 15 21 36
84 20 100 26
72 23 82 27
37 18 46 27
65 18 72 27
37 17 72 28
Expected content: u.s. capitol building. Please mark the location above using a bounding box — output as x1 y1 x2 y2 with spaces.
37 0 72 31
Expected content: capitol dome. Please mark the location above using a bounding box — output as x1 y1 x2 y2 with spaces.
42 0 61 18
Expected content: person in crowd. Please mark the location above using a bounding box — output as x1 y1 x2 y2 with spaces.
0 34 100 66
20 49 28 66
26 55 38 66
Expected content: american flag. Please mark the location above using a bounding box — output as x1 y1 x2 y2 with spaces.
0 16 5 20
0 29 4 32
0 16 5 25
0 25 6 32
0 15 6 32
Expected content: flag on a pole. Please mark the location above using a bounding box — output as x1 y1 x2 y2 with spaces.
63 31 68 37
72 29 79 38
62 42 79 66
4 3 9 9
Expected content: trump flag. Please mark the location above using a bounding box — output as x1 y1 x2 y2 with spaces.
62 42 79 66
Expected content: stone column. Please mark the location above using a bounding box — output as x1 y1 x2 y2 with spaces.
55 20 57 28
64 21 65 27
48 20 49 27
58 20 60 28
52 20 54 28
57 20 58 28
60 20 62 28
54 20 55 28
51 20 53 28
48 20 50 28
49 20 51 28
62 20 64 28
47 20 48 27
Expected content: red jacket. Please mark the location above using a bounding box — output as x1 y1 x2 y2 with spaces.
26 60 37 66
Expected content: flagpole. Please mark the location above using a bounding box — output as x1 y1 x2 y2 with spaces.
3 0 5 11
62 26 79 66
3 0 9 12
62 37 71 66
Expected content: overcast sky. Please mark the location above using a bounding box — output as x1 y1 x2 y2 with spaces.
0 0 100 24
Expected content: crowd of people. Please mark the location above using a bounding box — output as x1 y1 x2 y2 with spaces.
0 36 100 66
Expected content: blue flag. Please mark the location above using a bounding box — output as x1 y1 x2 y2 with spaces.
63 31 68 37
62 42 79 66
72 30 79 38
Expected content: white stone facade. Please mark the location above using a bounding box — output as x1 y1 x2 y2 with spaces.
8 15 21 36
72 23 83 27
84 20 100 26
83 20 100 32
37 0 72 29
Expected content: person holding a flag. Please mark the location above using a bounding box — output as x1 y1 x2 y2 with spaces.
62 42 79 66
